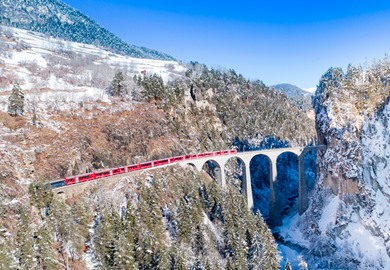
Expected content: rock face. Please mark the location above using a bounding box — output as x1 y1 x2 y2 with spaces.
302 61 390 269
312 67 362 196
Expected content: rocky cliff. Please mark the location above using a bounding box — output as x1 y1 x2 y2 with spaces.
285 59 390 269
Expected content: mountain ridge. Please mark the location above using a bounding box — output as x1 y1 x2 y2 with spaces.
271 83 311 98
0 0 175 61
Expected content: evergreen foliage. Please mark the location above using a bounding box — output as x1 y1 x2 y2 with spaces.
135 63 315 149
90 169 280 269
29 182 53 211
285 259 292 270
7 83 24 117
0 243 14 270
20 151 281 269
313 59 390 120
0 0 175 60
36 224 58 269
16 209 35 269
108 71 127 98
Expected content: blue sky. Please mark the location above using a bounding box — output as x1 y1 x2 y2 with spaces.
63 0 390 89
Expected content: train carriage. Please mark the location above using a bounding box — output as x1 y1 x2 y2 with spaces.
51 148 238 188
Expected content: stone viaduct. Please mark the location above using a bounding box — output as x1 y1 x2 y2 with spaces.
181 146 324 227
54 146 325 227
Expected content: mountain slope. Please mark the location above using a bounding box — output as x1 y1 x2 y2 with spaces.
271 83 313 111
0 0 174 61
271 83 311 99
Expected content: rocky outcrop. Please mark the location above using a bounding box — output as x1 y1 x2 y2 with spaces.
297 61 390 269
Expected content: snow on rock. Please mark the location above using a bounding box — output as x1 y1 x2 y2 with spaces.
318 194 340 232
285 65 390 269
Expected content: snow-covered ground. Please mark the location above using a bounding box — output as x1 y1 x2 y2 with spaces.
0 25 186 112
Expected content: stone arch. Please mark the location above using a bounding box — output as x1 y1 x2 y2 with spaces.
201 159 223 185
224 156 247 193
186 162 198 171
275 151 299 217
249 154 272 222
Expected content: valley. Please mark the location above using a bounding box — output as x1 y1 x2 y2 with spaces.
2 1 390 269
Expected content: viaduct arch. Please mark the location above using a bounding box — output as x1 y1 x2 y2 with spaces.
184 146 324 227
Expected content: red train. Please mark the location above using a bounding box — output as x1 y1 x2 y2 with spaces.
49 149 237 189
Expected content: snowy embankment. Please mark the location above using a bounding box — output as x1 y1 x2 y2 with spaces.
0 25 186 111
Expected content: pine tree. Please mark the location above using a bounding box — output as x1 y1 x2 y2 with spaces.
0 243 14 270
254 211 280 269
47 199 71 269
109 71 127 98
248 231 264 270
177 197 193 244
222 188 248 269
194 224 206 257
140 74 165 101
204 259 212 270
285 259 292 270
206 180 223 222
36 224 58 270
226 257 234 270
138 181 168 270
194 259 203 270
16 209 35 270
8 83 24 116
169 248 187 270
29 182 53 216
107 209 123 269
95 209 120 269
122 200 138 269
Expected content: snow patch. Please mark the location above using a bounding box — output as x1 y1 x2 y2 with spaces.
319 194 340 232
303 87 316 93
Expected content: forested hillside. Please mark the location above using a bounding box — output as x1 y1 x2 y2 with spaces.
6 166 279 269
0 60 315 268
0 12 317 267
0 0 174 60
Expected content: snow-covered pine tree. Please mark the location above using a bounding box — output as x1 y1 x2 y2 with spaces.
16 209 35 270
36 224 58 269
254 211 280 268
225 257 235 270
248 231 265 269
108 71 127 98
0 243 13 270
168 246 188 270
95 209 118 268
47 199 71 268
194 224 206 257
285 259 292 270
7 83 24 116
137 181 169 270
194 259 203 270
204 259 212 270
177 197 193 244
122 200 138 269
107 209 123 269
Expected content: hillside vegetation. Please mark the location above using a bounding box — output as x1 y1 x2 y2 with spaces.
0 0 174 60
0 59 316 269
0 7 317 267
